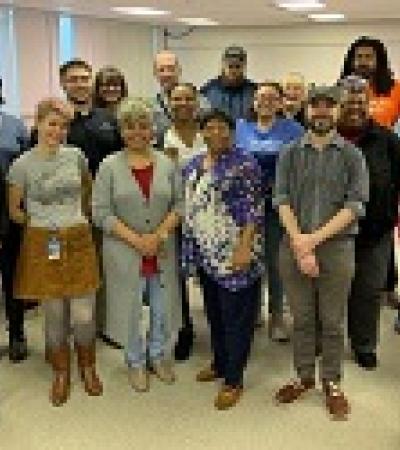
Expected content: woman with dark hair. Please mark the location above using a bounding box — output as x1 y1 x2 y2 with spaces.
93 66 128 113
341 36 400 310
164 82 207 361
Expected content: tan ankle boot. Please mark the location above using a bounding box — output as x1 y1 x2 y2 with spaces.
49 345 70 407
76 342 103 396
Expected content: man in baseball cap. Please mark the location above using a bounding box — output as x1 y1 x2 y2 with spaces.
200 45 256 122
273 82 369 420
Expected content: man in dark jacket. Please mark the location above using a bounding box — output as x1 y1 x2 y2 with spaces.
338 75 400 369
201 46 256 122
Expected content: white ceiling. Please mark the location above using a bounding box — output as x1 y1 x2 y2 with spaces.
2 0 400 26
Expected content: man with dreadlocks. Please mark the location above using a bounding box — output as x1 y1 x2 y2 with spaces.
340 36 400 322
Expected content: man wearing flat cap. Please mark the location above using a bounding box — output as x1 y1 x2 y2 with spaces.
200 45 256 122
273 84 369 420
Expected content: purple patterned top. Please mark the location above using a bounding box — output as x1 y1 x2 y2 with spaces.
182 145 264 291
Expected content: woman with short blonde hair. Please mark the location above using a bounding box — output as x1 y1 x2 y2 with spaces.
8 97 103 406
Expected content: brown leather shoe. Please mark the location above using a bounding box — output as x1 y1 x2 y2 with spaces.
196 365 218 382
275 378 315 404
324 381 350 421
76 342 103 396
214 385 243 410
49 345 70 407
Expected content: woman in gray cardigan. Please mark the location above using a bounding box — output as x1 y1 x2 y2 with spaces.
92 97 182 392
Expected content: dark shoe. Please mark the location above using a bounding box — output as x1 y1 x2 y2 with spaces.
97 332 123 349
9 338 28 363
354 351 377 370
76 342 103 396
275 378 315 404
174 325 194 361
323 381 350 421
50 345 71 407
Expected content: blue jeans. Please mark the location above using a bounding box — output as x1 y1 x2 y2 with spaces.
126 275 167 368
264 208 284 316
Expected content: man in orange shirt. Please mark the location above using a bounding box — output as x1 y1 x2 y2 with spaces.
341 36 400 308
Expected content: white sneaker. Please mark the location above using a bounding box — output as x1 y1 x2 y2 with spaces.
128 367 150 392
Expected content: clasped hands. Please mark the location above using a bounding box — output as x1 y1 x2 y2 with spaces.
290 233 320 278
130 231 165 257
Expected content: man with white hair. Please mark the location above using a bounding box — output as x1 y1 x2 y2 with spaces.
153 50 210 149
282 72 307 126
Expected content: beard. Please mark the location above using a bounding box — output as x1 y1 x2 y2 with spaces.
308 117 335 136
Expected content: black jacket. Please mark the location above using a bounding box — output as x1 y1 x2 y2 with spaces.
347 121 400 240
0 164 7 240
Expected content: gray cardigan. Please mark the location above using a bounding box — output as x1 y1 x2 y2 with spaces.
92 149 183 350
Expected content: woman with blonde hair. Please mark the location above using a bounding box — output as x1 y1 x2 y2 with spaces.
92 97 182 392
8 97 103 406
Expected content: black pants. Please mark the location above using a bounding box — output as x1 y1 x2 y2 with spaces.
199 269 259 387
1 222 25 343
348 232 392 353
177 227 192 330
385 238 397 292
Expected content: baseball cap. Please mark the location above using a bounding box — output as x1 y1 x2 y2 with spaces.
223 46 247 63
307 84 342 104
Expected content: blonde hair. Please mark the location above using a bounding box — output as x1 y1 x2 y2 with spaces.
118 97 154 127
35 97 74 128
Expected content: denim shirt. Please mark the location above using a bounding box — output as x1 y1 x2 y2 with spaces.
0 112 28 171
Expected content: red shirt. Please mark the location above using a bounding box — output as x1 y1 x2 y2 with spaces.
131 164 158 277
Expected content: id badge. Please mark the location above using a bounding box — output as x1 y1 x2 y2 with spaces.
48 236 61 260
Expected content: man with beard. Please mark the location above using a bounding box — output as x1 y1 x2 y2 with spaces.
273 86 368 420
337 75 400 369
200 46 256 122
30 59 122 350
341 37 400 309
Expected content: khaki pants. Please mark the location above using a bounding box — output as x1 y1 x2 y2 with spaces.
279 237 355 382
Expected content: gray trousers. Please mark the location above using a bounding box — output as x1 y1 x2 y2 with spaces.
348 231 392 353
279 237 355 382
44 296 96 349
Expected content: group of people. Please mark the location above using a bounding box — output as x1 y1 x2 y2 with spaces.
0 35 399 420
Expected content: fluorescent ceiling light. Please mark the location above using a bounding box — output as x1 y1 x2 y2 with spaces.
309 13 345 21
278 1 325 10
177 17 219 26
112 7 170 16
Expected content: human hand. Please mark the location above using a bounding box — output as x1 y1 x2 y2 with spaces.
297 252 320 278
291 233 318 260
230 243 252 272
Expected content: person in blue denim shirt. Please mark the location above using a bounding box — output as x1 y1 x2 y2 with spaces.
0 78 29 363
235 82 304 342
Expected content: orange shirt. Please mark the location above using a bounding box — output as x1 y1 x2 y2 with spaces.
369 80 400 128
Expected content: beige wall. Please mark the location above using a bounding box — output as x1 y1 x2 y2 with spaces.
11 10 400 124
162 22 400 87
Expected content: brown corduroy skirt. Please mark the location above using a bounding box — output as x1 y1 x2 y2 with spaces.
14 224 99 301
